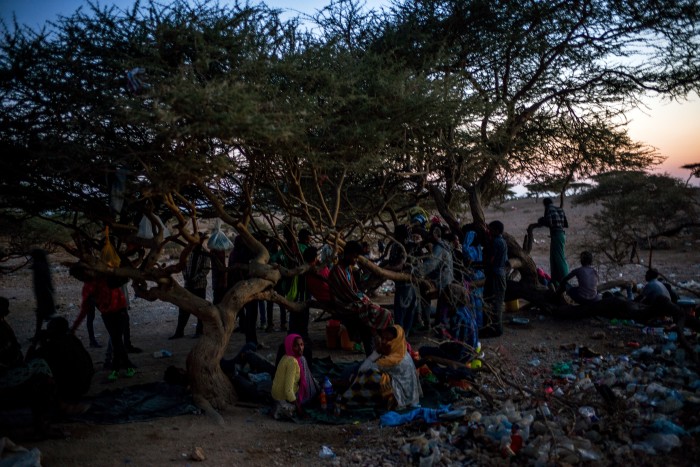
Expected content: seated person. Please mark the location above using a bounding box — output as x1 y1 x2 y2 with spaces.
27 317 94 402
339 325 421 411
635 268 672 304
558 251 602 305
328 241 393 354
271 334 318 419
0 297 57 438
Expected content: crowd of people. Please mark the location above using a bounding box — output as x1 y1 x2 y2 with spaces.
2 204 687 433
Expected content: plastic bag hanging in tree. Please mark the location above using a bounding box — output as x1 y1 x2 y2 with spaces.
101 227 121 268
136 214 170 239
109 168 127 214
207 219 233 251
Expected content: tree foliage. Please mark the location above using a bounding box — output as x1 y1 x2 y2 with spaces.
575 171 700 263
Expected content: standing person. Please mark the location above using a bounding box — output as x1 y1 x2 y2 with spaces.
462 223 487 329
31 249 56 341
71 269 136 382
538 198 569 285
170 234 210 339
266 239 288 332
210 248 228 306
422 223 454 327
297 228 312 255
558 251 602 305
383 225 419 336
487 220 508 337
228 235 259 346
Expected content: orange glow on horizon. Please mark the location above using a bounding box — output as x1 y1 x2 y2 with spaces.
627 95 700 181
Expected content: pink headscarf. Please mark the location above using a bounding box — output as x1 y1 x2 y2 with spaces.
284 333 308 403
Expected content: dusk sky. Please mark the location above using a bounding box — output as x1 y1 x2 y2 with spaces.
2 0 698 181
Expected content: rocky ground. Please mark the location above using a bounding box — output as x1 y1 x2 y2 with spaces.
1 197 699 466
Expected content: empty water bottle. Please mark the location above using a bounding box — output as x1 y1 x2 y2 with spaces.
323 376 333 395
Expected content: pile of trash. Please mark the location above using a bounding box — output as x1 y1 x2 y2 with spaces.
328 323 700 465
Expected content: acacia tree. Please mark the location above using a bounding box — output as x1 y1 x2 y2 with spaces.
377 0 700 284
0 0 450 410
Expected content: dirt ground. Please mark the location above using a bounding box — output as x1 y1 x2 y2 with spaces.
1 197 699 466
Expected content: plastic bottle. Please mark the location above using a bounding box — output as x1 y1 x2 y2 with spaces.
319 391 327 410
323 376 333 396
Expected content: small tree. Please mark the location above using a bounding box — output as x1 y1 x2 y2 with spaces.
576 171 700 264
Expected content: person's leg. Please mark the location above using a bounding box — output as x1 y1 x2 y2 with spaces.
258 301 267 329
265 302 274 331
101 312 129 375
82 294 100 347
491 273 506 336
244 301 258 345
549 231 569 285
402 284 418 337
279 304 287 330
171 308 189 339
288 306 310 338
104 337 113 369
34 311 43 341
193 287 206 336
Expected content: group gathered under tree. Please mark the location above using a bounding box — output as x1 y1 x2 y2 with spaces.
1 0 699 414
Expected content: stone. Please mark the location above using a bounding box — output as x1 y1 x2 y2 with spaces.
189 447 206 462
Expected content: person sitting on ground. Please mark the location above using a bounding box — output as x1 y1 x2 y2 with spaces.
27 317 94 402
635 268 672 304
271 334 319 419
0 296 58 438
557 251 602 305
339 324 421 411
328 240 393 355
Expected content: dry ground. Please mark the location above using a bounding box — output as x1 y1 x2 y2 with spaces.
1 197 699 466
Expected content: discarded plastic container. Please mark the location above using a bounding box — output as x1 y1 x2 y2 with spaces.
578 406 597 421
153 349 172 358
318 445 336 459
248 372 271 383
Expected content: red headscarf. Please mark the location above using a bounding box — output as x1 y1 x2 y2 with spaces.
284 333 308 403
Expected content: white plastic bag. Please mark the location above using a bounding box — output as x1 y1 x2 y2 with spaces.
207 219 233 251
136 215 170 239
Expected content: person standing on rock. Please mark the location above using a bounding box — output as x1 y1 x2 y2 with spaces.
537 197 569 286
